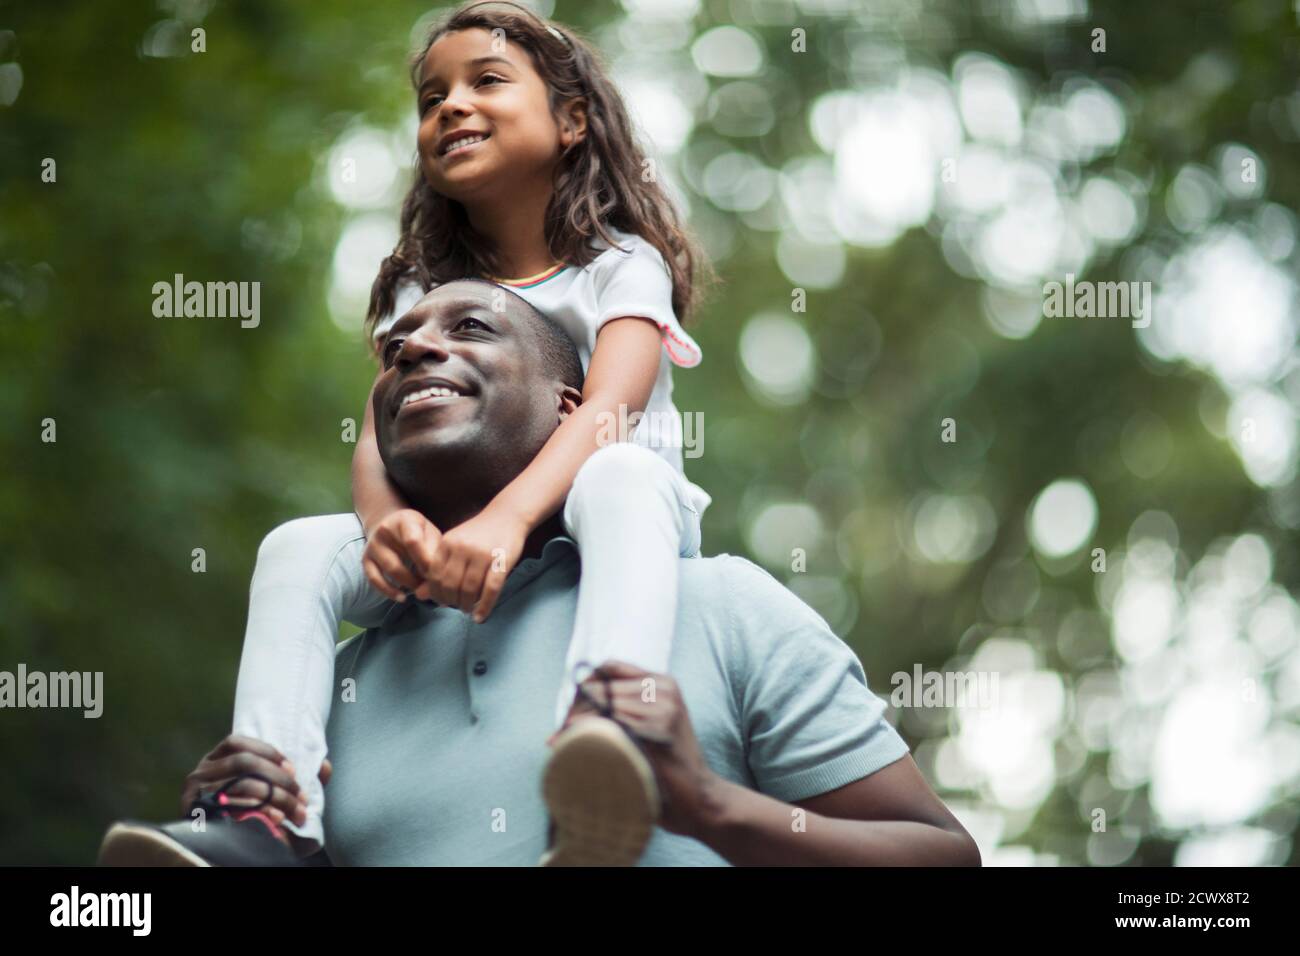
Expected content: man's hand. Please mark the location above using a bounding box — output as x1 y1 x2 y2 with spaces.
421 501 529 622
180 735 332 830
559 663 981 866
559 661 729 840
361 508 442 602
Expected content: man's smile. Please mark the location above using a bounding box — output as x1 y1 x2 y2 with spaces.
391 376 477 418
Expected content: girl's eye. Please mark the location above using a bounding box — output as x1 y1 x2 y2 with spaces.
419 74 504 114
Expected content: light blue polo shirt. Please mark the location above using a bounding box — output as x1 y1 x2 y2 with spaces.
322 535 909 866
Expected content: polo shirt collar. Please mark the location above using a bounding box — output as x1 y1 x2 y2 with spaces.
497 533 579 605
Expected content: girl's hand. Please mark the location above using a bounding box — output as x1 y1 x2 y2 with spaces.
422 503 530 622
361 509 442 602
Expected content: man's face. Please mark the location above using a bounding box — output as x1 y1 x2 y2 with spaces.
374 281 567 494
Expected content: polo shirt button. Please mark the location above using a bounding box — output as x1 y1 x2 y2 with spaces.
473 660 488 676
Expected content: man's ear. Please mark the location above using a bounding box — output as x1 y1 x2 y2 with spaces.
559 97 588 149
557 384 582 421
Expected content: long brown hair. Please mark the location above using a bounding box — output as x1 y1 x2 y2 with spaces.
365 1 716 343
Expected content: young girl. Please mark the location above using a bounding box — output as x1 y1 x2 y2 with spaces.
239 1 712 864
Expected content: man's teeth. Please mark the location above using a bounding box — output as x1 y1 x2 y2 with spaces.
442 133 487 156
400 385 462 408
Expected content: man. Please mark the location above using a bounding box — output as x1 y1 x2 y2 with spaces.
101 280 979 866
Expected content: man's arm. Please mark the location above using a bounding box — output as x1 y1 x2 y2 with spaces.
693 756 979 866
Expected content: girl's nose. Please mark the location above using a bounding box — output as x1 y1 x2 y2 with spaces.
440 88 475 118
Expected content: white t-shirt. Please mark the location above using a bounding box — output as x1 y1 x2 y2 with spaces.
373 228 710 515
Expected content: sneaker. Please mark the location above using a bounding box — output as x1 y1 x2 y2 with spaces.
97 773 306 867
539 665 662 867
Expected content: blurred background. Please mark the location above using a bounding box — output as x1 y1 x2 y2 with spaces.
2 0 1299 866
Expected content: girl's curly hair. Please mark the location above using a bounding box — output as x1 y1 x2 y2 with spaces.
365 1 716 344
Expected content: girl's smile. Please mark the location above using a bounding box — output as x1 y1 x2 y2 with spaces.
437 129 491 160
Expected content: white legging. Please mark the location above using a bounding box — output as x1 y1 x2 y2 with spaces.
230 442 702 851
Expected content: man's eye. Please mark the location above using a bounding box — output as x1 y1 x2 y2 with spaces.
383 338 405 366
456 317 490 332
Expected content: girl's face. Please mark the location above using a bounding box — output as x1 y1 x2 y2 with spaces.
415 28 577 204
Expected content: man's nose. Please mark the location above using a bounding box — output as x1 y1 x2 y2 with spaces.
395 326 452 370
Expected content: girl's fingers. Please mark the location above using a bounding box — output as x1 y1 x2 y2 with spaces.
424 539 449 583
459 560 488 616
363 556 404 602
399 517 437 577
472 570 507 623
433 553 468 611
417 523 443 578
369 546 421 593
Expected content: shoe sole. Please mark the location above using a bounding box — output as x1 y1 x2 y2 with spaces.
97 823 211 867
539 717 660 867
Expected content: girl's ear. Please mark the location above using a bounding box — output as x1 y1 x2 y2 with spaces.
559 98 588 148
557 385 582 421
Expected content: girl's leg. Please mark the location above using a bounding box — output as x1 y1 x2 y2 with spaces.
555 443 702 729
230 513 390 853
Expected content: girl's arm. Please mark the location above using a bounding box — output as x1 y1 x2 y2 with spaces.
496 316 663 528
422 317 664 619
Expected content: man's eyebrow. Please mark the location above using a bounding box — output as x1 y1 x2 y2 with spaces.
419 55 515 92
383 295 500 342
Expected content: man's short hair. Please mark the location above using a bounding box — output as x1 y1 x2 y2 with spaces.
458 278 584 391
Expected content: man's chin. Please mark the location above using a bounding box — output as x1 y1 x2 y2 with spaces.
388 426 477 464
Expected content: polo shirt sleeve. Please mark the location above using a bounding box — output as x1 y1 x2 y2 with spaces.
720 556 910 803
591 236 702 369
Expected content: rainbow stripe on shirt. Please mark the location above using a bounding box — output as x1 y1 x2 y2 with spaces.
491 263 568 288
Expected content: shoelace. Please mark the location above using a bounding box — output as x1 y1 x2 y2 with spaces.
190 773 286 840
571 659 615 720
